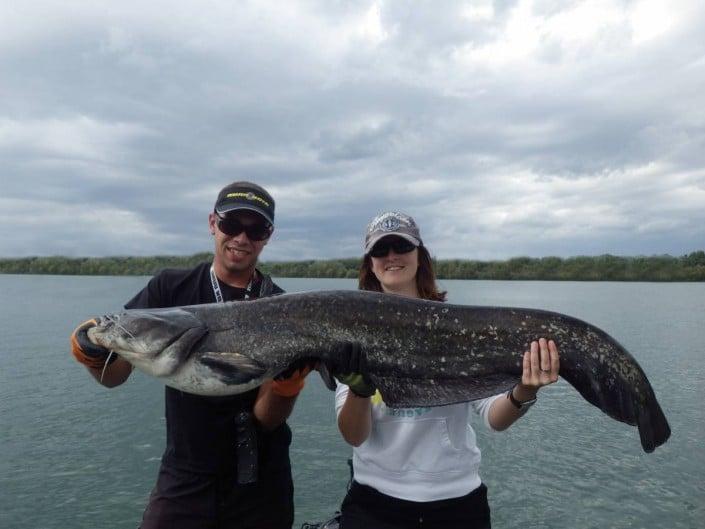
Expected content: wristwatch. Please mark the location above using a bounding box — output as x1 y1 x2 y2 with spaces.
507 385 537 410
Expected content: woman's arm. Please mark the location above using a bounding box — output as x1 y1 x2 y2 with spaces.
488 338 560 431
337 388 373 447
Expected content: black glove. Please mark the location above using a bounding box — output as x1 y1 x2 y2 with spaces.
71 319 114 369
335 342 376 398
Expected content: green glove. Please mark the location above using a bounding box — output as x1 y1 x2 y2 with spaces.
337 372 376 398
336 343 376 398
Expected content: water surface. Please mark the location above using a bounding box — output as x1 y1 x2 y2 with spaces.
0 275 702 528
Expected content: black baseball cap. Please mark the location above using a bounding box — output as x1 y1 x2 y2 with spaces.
214 181 275 225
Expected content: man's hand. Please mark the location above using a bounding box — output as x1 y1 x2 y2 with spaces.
71 319 113 370
336 343 376 398
270 364 313 397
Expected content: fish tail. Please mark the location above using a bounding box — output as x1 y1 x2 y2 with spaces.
561 361 671 452
636 394 671 453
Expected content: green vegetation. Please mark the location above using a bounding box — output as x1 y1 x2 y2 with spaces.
433 252 705 281
1 251 704 281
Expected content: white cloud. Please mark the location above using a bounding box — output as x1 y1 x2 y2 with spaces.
0 117 155 165
631 0 677 44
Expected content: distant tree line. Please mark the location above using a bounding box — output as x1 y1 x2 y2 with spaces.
1 251 704 281
433 252 705 281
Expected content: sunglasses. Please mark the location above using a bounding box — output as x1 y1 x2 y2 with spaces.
215 212 273 241
369 237 417 258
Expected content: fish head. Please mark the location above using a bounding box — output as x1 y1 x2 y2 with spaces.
88 308 208 377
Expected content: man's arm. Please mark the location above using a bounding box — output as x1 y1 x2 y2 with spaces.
79 275 162 387
84 357 133 388
71 319 133 388
253 381 300 431
252 367 311 430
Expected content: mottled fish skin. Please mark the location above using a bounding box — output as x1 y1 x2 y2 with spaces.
89 290 670 452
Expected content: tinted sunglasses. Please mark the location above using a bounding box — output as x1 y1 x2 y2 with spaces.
215 212 273 241
369 237 417 258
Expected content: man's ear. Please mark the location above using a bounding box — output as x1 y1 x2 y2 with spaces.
208 213 217 235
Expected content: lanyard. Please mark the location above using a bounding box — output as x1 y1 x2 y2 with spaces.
209 264 259 484
210 265 254 302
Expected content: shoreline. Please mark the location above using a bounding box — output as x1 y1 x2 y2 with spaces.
1 251 704 282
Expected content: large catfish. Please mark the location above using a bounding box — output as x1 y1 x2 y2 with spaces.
85 290 670 452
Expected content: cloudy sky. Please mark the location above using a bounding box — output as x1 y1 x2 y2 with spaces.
1 0 704 260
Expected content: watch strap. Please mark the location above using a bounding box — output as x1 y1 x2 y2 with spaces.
507 385 537 409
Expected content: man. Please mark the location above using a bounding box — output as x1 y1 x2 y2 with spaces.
71 181 306 529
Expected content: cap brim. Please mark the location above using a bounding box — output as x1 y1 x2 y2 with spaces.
215 204 274 226
364 233 421 254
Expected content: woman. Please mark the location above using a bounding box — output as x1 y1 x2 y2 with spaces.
335 211 560 529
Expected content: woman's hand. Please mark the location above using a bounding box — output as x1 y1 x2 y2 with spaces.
515 338 560 400
489 338 560 430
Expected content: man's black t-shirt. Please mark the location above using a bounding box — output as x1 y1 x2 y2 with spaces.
125 262 289 476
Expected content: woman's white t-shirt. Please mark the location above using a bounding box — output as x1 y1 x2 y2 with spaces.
335 383 503 502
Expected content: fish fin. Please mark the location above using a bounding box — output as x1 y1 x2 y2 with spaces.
316 362 338 391
156 324 210 376
373 373 517 408
198 352 267 385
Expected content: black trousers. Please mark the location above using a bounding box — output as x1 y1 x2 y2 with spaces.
139 464 294 529
340 481 491 529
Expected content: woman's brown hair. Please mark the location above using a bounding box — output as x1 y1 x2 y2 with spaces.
358 245 447 302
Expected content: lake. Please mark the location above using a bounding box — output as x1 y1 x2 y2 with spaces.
0 275 702 529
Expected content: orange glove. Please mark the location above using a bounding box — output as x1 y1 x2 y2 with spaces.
71 319 113 370
270 366 312 397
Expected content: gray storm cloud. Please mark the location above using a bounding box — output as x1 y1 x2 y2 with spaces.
1 0 703 259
